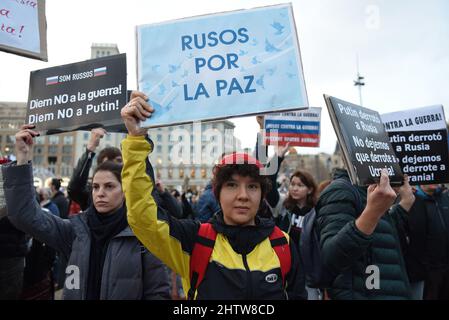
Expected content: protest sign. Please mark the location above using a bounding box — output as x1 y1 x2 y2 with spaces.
27 54 127 134
136 3 308 128
381 105 448 185
324 95 403 186
0 0 47 61
263 107 321 147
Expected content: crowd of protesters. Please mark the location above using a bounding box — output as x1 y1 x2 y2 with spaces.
0 91 448 300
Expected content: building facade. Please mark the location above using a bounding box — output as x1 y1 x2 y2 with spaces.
148 120 241 190
0 101 77 187
2 44 242 190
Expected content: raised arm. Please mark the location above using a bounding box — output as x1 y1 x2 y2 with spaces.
317 169 397 272
120 94 199 282
3 125 74 260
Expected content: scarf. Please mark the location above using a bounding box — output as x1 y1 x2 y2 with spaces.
86 204 127 300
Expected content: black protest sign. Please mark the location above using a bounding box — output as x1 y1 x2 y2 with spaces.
381 105 449 185
324 95 403 186
26 54 127 134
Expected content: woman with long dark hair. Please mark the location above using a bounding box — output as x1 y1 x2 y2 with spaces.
276 170 317 247
2 125 170 300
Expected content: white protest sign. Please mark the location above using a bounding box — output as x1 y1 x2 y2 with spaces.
0 0 47 61
381 105 449 185
263 107 321 147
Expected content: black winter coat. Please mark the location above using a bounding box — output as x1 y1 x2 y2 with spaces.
315 169 411 300
402 189 449 282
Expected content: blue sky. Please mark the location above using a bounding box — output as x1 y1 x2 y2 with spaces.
1 0 448 155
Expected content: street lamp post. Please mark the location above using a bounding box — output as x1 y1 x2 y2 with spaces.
354 55 365 106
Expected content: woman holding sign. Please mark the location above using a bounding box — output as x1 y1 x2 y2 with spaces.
120 94 307 300
2 126 170 300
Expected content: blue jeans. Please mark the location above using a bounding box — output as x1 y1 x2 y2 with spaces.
0 257 25 299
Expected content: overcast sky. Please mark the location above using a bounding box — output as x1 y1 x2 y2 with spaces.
1 0 448 155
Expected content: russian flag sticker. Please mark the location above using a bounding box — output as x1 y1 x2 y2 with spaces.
46 76 59 85
94 67 107 77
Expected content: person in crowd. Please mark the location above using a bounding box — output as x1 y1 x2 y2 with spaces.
50 178 69 219
196 177 221 222
68 124 182 219
275 170 318 246
0 163 29 300
0 217 28 300
67 127 122 211
197 115 290 223
181 190 198 220
20 220 56 299
67 200 82 218
36 188 60 294
120 95 307 300
402 184 449 300
254 115 291 214
317 179 332 195
2 124 170 300
170 189 181 202
49 178 70 290
38 188 60 217
315 167 415 299
272 170 319 299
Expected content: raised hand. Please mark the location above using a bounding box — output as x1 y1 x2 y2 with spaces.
121 91 154 136
256 115 264 129
356 168 397 235
87 127 107 152
398 174 415 212
365 169 397 218
155 179 165 193
15 124 39 165
276 142 291 158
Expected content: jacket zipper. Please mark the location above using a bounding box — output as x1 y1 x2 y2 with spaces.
242 254 252 299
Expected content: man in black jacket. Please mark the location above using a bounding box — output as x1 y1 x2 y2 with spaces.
405 184 449 300
1 165 29 299
50 178 69 219
316 168 415 299
0 217 28 299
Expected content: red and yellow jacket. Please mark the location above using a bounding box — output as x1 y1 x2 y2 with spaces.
121 135 306 299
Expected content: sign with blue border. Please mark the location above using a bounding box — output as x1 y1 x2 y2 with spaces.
263 107 321 146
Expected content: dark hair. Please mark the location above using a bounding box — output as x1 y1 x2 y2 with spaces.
283 170 317 210
171 189 180 198
317 179 332 195
93 161 123 184
212 164 271 200
51 178 62 190
97 147 122 165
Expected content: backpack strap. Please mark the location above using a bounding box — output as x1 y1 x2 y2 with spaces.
269 226 292 287
188 223 217 300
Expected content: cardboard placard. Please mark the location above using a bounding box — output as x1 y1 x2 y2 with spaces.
137 3 308 127
263 107 321 147
324 95 403 186
0 0 47 61
381 105 449 185
27 54 127 134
